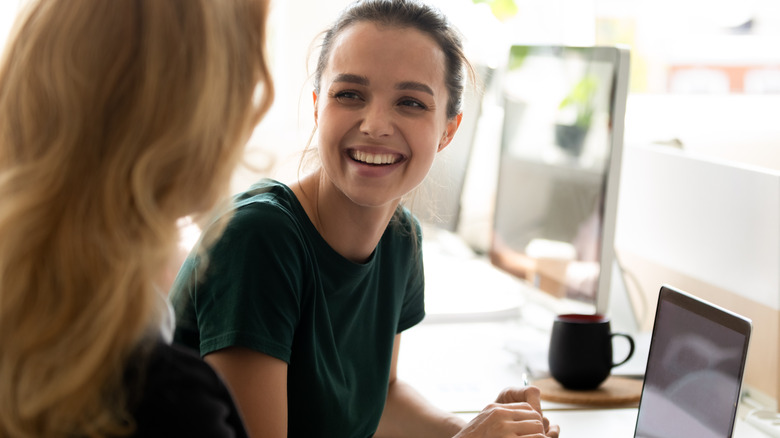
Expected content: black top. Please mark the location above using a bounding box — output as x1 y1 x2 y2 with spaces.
126 340 247 437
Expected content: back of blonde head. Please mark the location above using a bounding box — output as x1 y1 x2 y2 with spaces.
0 0 273 436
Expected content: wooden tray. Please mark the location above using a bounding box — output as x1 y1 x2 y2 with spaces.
534 376 642 406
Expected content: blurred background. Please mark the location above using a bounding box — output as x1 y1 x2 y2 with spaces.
3 0 779 415
3 0 779 180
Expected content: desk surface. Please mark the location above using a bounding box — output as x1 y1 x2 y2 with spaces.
455 408 767 437
409 228 769 436
454 409 640 438
410 318 768 437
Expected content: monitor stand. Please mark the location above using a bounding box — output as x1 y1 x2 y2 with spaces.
608 258 652 378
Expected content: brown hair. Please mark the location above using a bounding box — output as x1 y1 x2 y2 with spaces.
313 0 473 120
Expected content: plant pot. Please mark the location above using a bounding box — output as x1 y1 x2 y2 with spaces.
554 124 588 156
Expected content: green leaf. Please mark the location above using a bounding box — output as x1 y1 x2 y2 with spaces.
508 45 531 70
558 75 599 127
472 0 519 22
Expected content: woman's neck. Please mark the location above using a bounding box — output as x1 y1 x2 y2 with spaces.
291 171 399 263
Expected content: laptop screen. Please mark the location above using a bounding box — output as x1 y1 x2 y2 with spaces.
634 285 752 438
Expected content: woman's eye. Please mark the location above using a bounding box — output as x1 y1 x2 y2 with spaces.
399 99 426 110
334 91 361 102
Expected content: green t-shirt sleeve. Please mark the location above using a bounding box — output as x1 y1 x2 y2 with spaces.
192 202 306 363
396 212 426 333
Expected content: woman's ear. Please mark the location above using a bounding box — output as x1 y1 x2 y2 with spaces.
312 91 319 125
438 113 463 152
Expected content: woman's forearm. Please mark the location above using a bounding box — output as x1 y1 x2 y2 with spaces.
374 378 466 438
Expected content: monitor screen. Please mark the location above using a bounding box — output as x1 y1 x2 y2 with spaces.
490 45 629 314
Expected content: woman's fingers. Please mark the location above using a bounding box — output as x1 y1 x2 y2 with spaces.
493 386 560 437
495 386 543 414
515 419 547 435
472 403 546 435
476 401 538 415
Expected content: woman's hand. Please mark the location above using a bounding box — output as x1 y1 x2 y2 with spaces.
451 386 560 438
494 386 560 438
452 401 546 438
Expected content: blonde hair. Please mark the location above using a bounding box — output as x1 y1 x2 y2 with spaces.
0 0 273 436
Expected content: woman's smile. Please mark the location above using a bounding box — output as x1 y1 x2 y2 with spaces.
347 148 405 166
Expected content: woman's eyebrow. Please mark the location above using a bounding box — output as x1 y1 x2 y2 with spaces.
332 74 434 96
396 81 434 96
333 73 368 86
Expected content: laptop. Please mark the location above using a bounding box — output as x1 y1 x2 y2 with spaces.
634 285 753 438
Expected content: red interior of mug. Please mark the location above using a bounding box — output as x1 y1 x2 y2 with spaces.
556 313 609 323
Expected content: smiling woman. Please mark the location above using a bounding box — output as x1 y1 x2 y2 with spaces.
168 1 558 437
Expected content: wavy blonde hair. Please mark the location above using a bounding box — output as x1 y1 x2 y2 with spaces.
0 0 273 436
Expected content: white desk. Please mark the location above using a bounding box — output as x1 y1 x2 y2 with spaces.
405 227 770 437
401 318 768 437
454 409 640 437
455 408 768 437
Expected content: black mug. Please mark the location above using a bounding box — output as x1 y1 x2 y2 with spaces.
548 313 635 390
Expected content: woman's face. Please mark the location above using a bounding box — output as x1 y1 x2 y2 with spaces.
314 22 460 210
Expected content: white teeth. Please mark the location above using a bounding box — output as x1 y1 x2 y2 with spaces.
352 150 398 165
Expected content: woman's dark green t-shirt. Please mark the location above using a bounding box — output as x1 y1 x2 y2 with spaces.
169 179 426 438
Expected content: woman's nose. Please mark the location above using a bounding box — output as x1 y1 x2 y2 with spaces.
359 103 394 138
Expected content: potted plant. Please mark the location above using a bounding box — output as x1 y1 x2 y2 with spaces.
555 74 598 156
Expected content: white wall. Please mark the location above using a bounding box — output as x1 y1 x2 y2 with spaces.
624 94 780 172
616 143 780 309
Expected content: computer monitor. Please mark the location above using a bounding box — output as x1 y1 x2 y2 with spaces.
489 45 630 315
